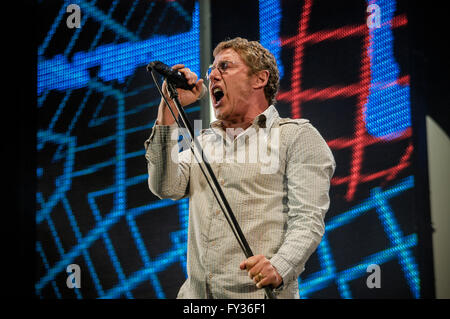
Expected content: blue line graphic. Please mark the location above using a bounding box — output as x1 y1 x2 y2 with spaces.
299 176 419 298
365 0 411 139
38 1 200 95
37 1 199 298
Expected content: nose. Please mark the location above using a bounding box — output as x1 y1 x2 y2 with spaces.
208 66 222 82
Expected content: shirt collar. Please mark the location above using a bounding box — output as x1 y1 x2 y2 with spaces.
252 104 279 129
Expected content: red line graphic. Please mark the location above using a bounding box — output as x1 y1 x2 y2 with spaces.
277 1 411 201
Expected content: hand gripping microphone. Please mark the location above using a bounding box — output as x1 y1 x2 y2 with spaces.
147 61 207 99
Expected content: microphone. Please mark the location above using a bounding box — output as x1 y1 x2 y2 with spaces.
147 61 207 99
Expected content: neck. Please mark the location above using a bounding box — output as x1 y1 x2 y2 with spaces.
220 98 269 131
221 119 252 131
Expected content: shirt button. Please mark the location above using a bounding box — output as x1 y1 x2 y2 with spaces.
216 210 221 215
209 273 213 279
220 179 225 186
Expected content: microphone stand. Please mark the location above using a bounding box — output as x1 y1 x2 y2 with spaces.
148 68 276 299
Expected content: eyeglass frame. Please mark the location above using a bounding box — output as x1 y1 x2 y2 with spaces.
205 60 240 80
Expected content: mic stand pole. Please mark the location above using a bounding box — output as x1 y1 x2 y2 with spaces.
157 78 276 299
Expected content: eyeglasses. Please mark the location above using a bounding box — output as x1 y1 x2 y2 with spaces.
206 60 238 80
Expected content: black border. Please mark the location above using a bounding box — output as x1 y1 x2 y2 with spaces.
408 1 435 298
2 0 37 298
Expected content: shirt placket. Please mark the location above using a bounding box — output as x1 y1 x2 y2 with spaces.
200 122 262 297
202 131 227 296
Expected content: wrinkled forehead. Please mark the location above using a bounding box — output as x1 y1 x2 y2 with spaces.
213 48 245 65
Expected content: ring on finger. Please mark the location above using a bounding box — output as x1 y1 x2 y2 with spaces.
256 273 265 282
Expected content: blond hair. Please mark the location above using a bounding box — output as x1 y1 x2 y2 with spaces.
213 37 279 105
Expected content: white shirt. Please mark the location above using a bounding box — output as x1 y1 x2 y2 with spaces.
145 105 336 298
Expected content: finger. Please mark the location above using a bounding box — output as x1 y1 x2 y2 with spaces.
194 79 204 94
247 257 264 279
189 71 198 85
248 256 270 278
245 255 264 270
256 275 272 289
239 260 246 270
179 68 197 86
177 67 190 79
171 64 185 70
161 80 169 96
248 262 265 281
253 273 263 284
252 271 267 284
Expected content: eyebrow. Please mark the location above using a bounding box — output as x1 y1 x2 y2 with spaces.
214 55 235 62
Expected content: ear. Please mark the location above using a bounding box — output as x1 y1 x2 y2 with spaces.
252 70 269 89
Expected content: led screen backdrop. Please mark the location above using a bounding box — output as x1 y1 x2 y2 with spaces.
258 0 424 298
36 0 432 298
36 0 199 298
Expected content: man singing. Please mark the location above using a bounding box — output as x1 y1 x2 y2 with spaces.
144 37 335 298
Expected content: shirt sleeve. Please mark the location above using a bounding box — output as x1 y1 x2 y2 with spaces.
144 122 192 200
270 122 336 287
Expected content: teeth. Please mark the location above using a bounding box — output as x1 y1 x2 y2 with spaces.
213 88 222 94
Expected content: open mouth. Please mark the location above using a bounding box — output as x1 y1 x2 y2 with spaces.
213 87 224 105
